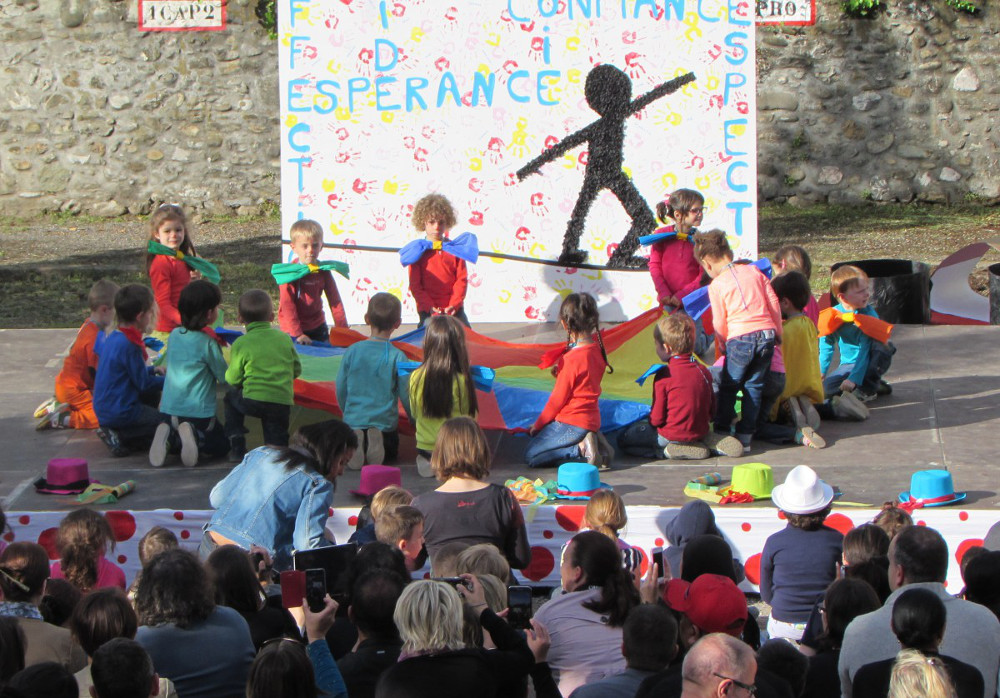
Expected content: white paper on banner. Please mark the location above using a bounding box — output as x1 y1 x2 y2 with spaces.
8 506 994 591
278 0 757 323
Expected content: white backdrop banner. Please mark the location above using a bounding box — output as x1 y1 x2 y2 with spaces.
278 0 758 323
8 506 993 591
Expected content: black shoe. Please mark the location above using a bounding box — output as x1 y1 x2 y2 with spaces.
97 427 129 457
228 436 247 463
876 379 893 396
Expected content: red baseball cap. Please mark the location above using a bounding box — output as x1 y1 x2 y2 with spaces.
664 573 748 637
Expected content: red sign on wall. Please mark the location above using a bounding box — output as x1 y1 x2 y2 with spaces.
138 0 226 31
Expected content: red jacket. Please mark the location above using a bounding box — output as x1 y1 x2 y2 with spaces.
149 255 192 333
278 268 348 337
648 235 703 304
532 343 605 432
649 354 715 442
408 249 468 312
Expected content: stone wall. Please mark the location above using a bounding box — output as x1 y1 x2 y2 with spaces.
0 0 997 217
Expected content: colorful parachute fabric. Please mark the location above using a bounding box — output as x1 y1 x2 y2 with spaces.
292 308 664 433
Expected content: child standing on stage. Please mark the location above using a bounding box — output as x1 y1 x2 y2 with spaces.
694 230 782 453
277 219 348 344
37 279 119 431
151 280 230 468
819 264 895 408
647 189 705 309
225 290 301 461
774 245 819 326
93 285 166 457
336 292 407 469
525 292 614 469
405 194 470 327
408 315 478 477
146 204 201 338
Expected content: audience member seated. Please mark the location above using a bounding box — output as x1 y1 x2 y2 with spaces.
0 617 25 683
411 417 531 571
3 661 77 698
374 577 536 698
839 525 1000 698
129 526 179 599
70 587 177 698
454 543 512 584
350 486 413 547
38 578 81 629
679 534 745 583
247 594 347 698
0 542 86 672
134 549 255 698
678 634 757 698
51 509 126 593
757 640 808 697
664 501 744 582
568 604 678 698
428 541 468 577
801 578 881 698
962 550 1000 621
888 649 959 698
853 587 983 698
533 530 640 696
871 502 912 540
90 638 159 698
374 505 425 572
205 544 300 650
337 569 406 698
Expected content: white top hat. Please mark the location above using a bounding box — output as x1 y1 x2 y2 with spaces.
771 465 835 515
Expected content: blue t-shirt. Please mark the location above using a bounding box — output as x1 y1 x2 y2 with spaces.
335 337 406 431
819 303 881 386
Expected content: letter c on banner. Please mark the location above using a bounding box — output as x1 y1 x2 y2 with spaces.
288 122 310 153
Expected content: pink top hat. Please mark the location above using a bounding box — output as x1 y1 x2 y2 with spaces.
34 458 92 495
350 464 402 498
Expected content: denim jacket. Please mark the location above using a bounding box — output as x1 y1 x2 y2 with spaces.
205 446 333 570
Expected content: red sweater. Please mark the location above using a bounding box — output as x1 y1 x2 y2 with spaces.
149 255 192 333
649 354 715 442
278 267 348 337
532 343 605 432
408 249 468 312
648 235 703 304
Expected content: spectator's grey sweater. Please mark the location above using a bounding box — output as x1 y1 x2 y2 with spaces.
838 582 1000 698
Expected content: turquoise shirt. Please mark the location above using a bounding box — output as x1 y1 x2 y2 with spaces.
160 328 229 418
335 337 406 432
818 303 880 386
226 321 302 405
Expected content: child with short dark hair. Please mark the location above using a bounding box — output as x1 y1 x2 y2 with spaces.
770 271 825 431
336 292 406 469
151 280 230 468
38 279 119 431
277 219 348 344
819 265 895 406
774 244 819 325
404 194 471 327
374 505 425 572
93 285 166 457
224 289 301 460
694 230 782 452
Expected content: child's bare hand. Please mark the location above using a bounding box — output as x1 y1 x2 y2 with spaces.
840 379 856 392
664 296 681 308
296 335 313 345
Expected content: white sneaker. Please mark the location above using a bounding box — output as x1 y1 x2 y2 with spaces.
416 453 434 478
832 392 869 421
365 427 385 465
178 421 199 467
346 430 365 470
149 423 171 467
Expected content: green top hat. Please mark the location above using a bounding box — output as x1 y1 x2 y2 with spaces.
728 463 774 500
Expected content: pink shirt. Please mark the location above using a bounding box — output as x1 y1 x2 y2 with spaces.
707 263 782 345
648 234 702 303
804 295 819 327
51 555 127 591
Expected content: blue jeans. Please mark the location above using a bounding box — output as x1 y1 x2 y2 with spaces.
525 421 589 468
822 341 896 397
715 330 776 442
755 370 796 444
618 419 661 458
114 404 165 449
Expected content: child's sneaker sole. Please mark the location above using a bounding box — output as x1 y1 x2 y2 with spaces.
799 426 826 449
346 430 365 470
149 423 171 467
833 392 869 420
665 441 711 460
178 421 199 467
788 396 808 429
97 427 129 457
416 453 434 478
365 427 385 465
800 398 822 431
595 431 615 470
703 432 745 459
579 432 601 466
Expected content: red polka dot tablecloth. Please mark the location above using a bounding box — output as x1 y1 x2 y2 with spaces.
7 506 994 589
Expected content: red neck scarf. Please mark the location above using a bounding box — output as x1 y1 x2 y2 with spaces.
119 327 148 360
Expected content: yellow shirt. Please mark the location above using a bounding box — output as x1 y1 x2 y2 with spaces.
773 314 825 418
408 366 474 452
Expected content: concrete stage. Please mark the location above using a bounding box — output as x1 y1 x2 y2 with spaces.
2 323 999 515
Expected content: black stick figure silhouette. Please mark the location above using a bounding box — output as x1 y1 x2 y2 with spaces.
517 66 696 269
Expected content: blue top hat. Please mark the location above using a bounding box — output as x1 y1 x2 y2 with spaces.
556 462 611 500
898 469 966 507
